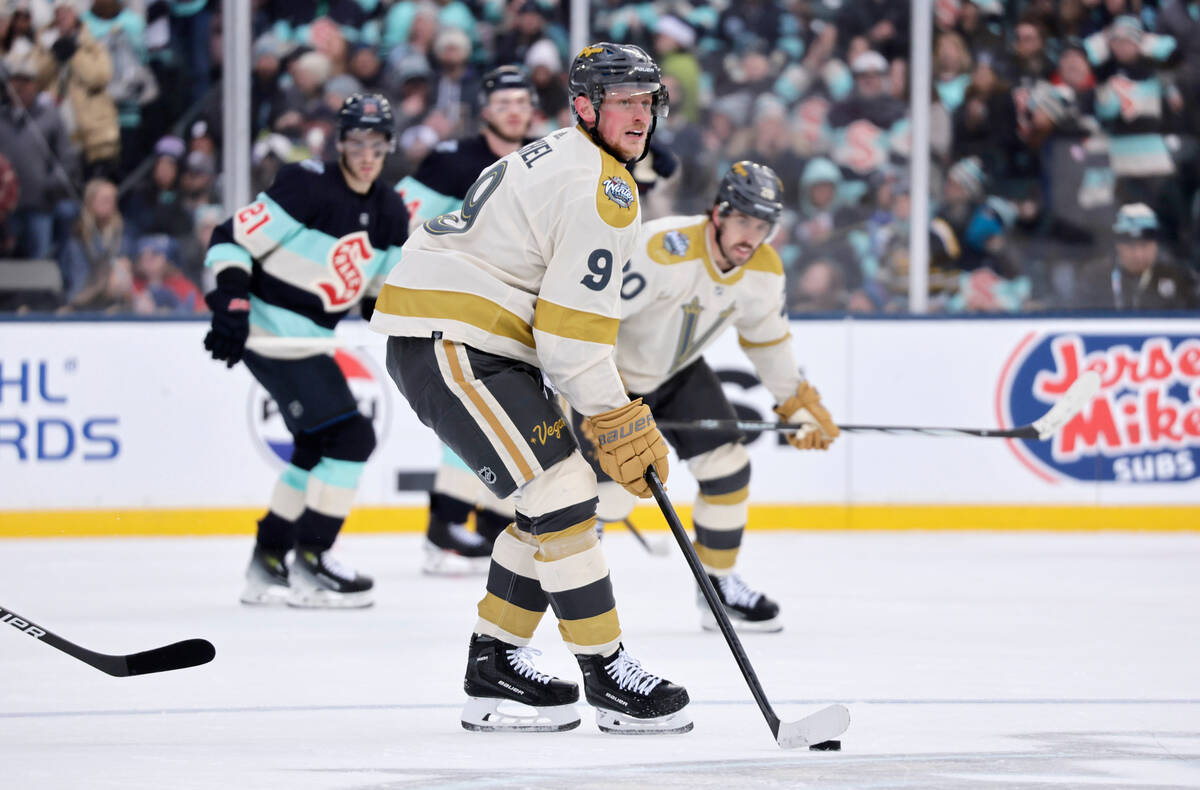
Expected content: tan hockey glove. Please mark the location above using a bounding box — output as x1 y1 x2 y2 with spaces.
583 398 670 498
774 382 840 450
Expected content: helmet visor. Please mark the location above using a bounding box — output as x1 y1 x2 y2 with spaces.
602 82 670 118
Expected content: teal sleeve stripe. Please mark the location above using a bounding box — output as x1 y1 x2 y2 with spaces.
395 177 463 225
281 465 310 492
311 457 365 489
205 242 252 270
249 296 337 338
440 444 474 472
255 193 308 246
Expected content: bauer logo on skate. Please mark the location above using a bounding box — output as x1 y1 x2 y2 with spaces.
1001 333 1200 483
248 349 391 466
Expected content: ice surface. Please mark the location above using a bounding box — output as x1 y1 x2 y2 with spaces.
2 531 1198 789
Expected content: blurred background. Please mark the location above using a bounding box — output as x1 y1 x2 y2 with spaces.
1 0 1198 317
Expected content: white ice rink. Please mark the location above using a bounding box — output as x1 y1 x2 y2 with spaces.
2 530 1198 789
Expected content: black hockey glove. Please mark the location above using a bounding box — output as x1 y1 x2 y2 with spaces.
203 287 251 367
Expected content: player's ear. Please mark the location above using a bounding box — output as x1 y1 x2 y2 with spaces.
574 94 595 125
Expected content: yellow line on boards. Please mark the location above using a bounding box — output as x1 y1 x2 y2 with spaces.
1 505 1197 538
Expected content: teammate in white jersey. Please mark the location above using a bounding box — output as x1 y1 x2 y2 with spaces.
371 43 691 735
576 161 840 632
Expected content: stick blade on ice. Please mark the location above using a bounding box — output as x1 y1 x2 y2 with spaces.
125 638 216 676
1033 370 1101 440
774 704 851 749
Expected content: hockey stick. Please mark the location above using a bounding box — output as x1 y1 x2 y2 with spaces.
644 468 850 749
244 336 347 352
621 518 671 557
659 370 1101 441
1 605 216 677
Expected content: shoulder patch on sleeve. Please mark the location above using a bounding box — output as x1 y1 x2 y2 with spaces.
595 151 639 229
300 158 325 174
646 220 706 265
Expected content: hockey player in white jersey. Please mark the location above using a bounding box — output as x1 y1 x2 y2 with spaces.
371 43 691 734
576 161 840 632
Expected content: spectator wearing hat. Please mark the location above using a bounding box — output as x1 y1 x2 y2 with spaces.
80 0 153 180
429 26 477 136
178 149 216 214
827 50 906 186
175 201 220 288
251 33 290 137
835 0 910 62
35 0 118 181
524 37 567 124
653 15 702 124
281 49 333 123
122 134 190 238
494 1 565 69
0 40 77 260
952 53 1020 180
130 232 201 314
1079 203 1198 309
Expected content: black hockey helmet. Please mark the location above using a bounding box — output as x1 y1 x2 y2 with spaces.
337 92 396 149
478 64 537 108
568 42 668 119
714 161 784 224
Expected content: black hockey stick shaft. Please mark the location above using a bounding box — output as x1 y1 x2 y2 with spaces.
0 605 215 677
658 419 1037 439
622 518 653 552
643 467 783 738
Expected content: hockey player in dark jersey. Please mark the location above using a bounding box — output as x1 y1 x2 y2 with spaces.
202 93 409 608
395 66 538 574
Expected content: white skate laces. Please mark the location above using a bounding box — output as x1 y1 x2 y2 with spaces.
605 650 664 696
319 552 356 580
506 647 552 684
719 574 762 608
449 523 487 548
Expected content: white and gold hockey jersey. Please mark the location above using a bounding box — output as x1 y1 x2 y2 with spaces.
616 215 802 404
369 125 641 416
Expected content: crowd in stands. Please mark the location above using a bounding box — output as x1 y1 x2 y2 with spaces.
1 0 1197 314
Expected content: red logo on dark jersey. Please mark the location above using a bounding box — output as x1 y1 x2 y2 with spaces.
317 231 373 308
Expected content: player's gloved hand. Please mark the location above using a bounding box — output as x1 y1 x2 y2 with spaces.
203 288 251 367
583 398 669 498
774 382 839 450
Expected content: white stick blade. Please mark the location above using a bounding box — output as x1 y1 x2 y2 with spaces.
775 703 850 749
1032 370 1101 440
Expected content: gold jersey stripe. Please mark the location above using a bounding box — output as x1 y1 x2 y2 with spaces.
477 592 546 640
533 298 619 345
441 340 536 482
738 332 791 350
555 608 621 649
699 486 751 506
695 543 739 571
378 285 535 348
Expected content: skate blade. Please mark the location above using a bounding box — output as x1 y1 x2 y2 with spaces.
700 608 783 633
422 544 490 577
286 587 374 609
461 697 580 733
775 704 851 749
595 707 693 735
239 581 290 606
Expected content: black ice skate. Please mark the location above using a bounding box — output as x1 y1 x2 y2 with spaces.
239 545 290 606
288 545 374 609
422 515 492 576
461 634 581 732
576 645 692 734
699 573 782 633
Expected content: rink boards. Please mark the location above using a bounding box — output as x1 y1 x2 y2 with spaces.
2 316 1198 535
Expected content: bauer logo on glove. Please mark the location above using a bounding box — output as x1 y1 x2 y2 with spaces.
774 382 839 451
595 414 656 447
583 399 669 498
